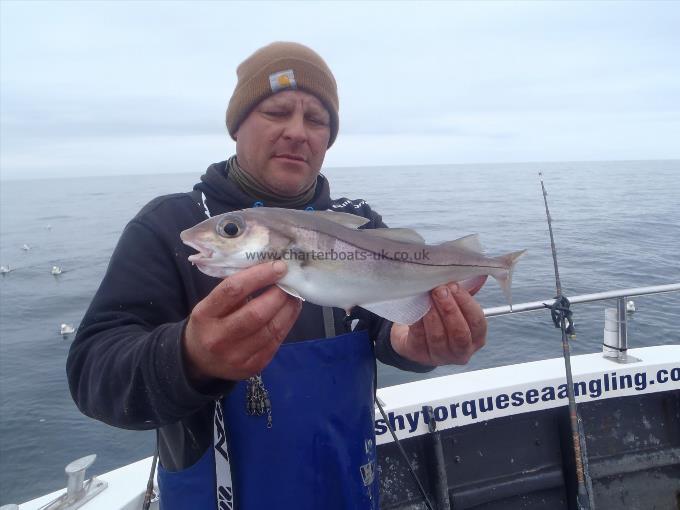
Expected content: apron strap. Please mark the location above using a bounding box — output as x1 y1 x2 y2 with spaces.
322 307 336 338
214 400 236 509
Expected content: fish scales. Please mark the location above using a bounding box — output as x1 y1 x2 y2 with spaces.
256 209 505 269
180 207 526 324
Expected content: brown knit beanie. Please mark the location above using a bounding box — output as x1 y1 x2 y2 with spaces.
226 42 339 147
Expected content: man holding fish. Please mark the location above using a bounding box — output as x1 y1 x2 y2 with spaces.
67 42 522 509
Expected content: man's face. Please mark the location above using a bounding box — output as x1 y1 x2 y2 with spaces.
235 90 331 197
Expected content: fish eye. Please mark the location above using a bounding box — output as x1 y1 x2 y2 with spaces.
216 216 244 238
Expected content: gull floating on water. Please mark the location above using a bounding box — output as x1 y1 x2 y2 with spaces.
60 324 75 336
51 266 62 275
22 244 31 251
0 265 11 275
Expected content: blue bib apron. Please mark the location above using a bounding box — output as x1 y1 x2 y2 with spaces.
157 329 379 509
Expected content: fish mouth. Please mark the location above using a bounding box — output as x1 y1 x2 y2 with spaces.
183 240 214 264
182 239 243 276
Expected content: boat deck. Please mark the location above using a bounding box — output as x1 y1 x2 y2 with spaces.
17 345 680 509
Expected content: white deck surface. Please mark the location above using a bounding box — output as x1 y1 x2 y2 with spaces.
19 457 157 510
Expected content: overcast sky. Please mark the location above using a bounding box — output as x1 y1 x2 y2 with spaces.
1 1 678 180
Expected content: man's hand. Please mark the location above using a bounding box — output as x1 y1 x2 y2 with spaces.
183 261 302 384
390 281 487 366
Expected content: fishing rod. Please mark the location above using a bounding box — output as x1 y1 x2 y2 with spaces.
142 446 159 510
375 397 435 510
539 172 594 510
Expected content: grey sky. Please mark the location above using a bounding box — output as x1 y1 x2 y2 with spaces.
1 1 678 180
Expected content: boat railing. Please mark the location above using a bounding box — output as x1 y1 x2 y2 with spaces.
482 282 680 364
483 282 680 317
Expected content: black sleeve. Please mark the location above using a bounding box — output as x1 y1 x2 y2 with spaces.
356 205 435 374
66 217 233 430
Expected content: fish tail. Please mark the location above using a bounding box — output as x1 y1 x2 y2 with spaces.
491 249 527 309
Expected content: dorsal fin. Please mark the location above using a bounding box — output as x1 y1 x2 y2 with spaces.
440 234 484 253
363 228 425 243
308 210 370 229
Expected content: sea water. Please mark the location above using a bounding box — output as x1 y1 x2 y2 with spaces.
1 160 679 503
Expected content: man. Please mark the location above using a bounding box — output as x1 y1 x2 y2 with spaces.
67 42 487 509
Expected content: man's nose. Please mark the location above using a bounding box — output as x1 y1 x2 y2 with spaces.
282 111 307 143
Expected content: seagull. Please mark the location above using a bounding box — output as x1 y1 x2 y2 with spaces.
0 265 11 275
51 266 63 275
22 244 30 251
60 324 75 336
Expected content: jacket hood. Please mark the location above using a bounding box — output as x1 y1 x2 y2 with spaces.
193 160 332 215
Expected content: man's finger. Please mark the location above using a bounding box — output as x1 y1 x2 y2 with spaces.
202 261 288 317
240 296 303 373
450 283 487 347
220 286 294 339
432 284 473 349
261 296 303 352
422 290 450 363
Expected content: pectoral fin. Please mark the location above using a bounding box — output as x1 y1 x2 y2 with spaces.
359 292 432 325
277 283 305 301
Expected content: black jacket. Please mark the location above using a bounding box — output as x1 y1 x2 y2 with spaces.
66 160 432 471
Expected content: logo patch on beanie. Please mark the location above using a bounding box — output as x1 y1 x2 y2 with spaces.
269 70 297 92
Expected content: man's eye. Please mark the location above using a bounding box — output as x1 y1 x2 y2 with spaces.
308 116 329 126
264 110 287 117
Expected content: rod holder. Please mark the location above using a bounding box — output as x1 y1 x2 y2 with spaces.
603 298 640 364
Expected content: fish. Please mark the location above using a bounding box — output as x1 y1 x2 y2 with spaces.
180 208 526 325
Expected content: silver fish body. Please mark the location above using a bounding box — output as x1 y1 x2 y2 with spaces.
180 208 525 324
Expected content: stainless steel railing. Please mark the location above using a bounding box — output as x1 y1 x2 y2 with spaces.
482 282 680 364
483 283 680 317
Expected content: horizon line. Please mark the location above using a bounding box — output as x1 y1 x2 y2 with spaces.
1 157 678 183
